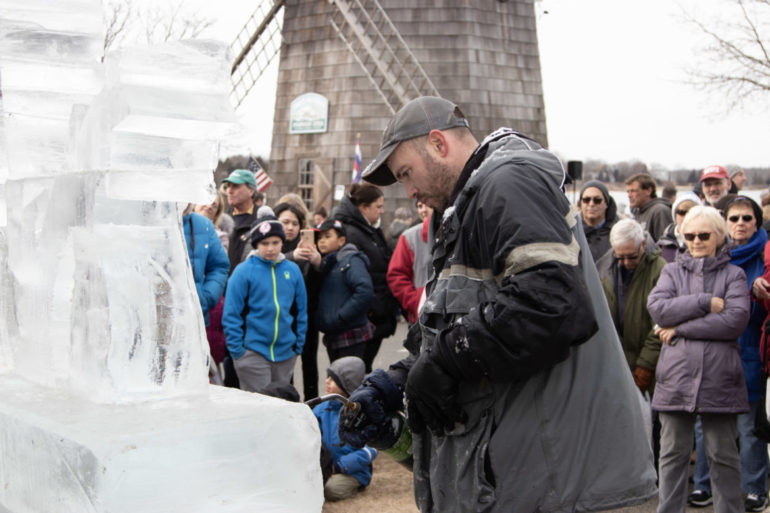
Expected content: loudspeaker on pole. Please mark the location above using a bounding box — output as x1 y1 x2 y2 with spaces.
567 160 583 181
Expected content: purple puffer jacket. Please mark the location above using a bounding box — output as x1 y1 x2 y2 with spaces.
647 245 750 413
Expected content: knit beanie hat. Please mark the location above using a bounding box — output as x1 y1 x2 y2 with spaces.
671 191 703 218
250 206 285 248
327 356 365 397
579 180 611 206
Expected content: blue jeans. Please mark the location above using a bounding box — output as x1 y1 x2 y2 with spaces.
693 402 769 495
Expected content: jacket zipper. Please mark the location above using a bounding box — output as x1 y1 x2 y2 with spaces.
270 263 279 361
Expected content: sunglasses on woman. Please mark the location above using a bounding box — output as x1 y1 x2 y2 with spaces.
675 209 689 216
727 214 754 223
683 232 711 242
581 196 603 205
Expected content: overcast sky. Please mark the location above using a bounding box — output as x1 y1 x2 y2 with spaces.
171 0 769 170
537 0 769 170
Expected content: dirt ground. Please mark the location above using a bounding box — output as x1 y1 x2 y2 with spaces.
321 454 419 513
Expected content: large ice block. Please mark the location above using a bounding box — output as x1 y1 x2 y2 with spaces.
74 41 235 204
0 0 324 510
0 0 103 35
0 0 103 180
0 375 324 513
2 174 210 400
0 228 11 374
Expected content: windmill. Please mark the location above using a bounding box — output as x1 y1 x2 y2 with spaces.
229 0 547 214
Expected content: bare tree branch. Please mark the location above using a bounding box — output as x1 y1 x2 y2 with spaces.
103 0 216 51
684 0 770 108
103 1 132 52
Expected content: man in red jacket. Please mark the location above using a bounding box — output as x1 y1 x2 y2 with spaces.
387 202 432 323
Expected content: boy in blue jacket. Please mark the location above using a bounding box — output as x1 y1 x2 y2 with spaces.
314 356 378 501
223 211 308 393
315 219 374 362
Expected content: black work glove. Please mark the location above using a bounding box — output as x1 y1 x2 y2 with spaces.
405 322 484 437
405 347 466 436
338 369 403 449
403 321 422 356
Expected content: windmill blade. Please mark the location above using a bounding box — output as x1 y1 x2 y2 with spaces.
230 0 285 109
327 0 438 113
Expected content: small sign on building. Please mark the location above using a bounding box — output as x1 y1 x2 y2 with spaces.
289 93 328 134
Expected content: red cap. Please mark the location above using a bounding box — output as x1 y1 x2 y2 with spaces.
699 165 729 182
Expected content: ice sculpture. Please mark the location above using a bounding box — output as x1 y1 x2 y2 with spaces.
0 1 323 511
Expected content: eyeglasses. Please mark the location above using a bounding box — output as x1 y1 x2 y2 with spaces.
614 252 642 262
581 196 603 205
683 232 712 242
675 209 690 216
727 214 754 223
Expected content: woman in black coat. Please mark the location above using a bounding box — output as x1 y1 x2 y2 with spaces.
274 200 322 400
332 183 398 372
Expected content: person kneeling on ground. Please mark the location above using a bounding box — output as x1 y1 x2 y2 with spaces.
313 356 378 501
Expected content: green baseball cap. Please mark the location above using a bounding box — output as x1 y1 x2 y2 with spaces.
223 169 257 188
362 96 469 186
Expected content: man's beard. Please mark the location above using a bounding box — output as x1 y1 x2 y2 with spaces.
419 151 454 212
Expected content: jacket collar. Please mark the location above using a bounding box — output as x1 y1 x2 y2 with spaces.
730 227 768 267
678 243 733 272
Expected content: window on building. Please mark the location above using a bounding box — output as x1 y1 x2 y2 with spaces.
298 159 314 211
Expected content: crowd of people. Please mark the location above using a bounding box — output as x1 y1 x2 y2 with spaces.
579 165 770 513
181 95 770 511
181 167 432 501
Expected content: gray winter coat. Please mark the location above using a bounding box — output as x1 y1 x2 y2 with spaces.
647 246 750 413
413 129 657 513
634 197 672 242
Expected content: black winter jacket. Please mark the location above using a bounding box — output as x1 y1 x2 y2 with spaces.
227 206 257 275
332 197 398 337
315 243 373 335
388 128 656 513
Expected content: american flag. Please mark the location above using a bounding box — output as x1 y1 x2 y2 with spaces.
351 133 362 184
248 156 272 192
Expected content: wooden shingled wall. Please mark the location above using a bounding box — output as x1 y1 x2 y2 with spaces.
267 0 547 219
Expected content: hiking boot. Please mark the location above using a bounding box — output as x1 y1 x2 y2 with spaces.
688 490 713 507
745 493 768 512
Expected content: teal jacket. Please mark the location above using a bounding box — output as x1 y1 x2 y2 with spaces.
183 212 229 326
223 252 308 362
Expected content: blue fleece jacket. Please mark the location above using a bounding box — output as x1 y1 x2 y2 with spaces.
223 252 308 362
313 400 378 486
183 212 230 327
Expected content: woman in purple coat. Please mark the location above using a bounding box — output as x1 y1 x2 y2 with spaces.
647 205 751 513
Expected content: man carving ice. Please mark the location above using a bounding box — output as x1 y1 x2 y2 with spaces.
339 96 657 512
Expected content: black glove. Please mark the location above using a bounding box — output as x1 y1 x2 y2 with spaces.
405 323 484 437
432 322 485 382
405 348 469 437
403 321 422 356
338 369 403 449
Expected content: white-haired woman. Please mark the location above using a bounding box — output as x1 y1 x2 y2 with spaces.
647 206 751 513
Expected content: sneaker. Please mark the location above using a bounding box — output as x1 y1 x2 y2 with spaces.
745 493 769 512
688 490 713 507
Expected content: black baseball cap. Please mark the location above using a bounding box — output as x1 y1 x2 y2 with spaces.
315 218 346 238
361 96 469 186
